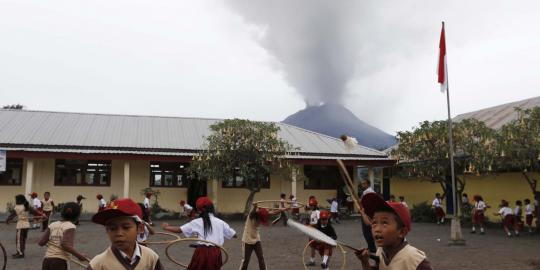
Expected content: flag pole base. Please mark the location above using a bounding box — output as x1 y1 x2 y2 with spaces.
448 217 466 246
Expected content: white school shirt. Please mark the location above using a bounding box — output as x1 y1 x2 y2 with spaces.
291 197 299 208
330 201 339 213
118 243 142 266
99 198 107 207
432 198 442 208
180 214 236 246
400 201 409 208
143 197 150 209
525 204 534 215
514 205 522 216
475 201 486 211
183 204 193 212
499 207 513 217
33 198 42 208
310 210 320 225
361 187 375 198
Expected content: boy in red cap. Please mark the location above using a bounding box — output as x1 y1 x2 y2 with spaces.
88 198 163 270
162 197 236 270
357 193 432 270
240 203 287 270
306 210 337 270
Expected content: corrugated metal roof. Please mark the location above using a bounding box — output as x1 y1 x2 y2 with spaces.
0 110 389 160
453 96 540 129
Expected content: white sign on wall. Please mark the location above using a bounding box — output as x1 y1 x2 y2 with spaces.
0 150 6 172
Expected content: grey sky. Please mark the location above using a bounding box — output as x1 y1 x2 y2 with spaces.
1 0 539 135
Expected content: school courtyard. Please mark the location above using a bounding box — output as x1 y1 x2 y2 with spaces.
1 218 539 270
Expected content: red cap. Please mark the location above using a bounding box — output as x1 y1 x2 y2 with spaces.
96 194 103 200
196 197 213 211
320 210 330 220
92 198 143 225
257 208 270 226
361 193 411 233
179 200 186 205
29 192 38 198
145 192 153 198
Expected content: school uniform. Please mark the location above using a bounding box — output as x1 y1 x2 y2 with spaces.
33 197 43 228
183 204 195 219
375 241 432 270
499 206 514 229
41 221 76 270
525 204 534 227
330 201 339 222
240 210 266 270
310 221 337 256
180 214 236 270
6 205 37 256
431 198 445 223
473 201 486 226
98 199 107 211
88 244 163 270
291 197 300 215
271 198 288 226
42 198 54 230
514 205 523 231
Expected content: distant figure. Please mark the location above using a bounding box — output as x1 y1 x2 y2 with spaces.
41 191 55 232
75 195 85 225
399 196 408 208
471 195 487 234
96 194 107 212
289 194 300 220
271 193 288 226
143 192 154 225
524 199 535 233
30 192 43 229
388 194 396 203
179 200 195 220
514 200 523 235
330 198 340 224
432 193 445 225
359 179 376 254
494 200 515 237
345 194 354 214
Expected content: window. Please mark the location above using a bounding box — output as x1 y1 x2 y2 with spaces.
222 170 270 189
150 162 189 187
303 165 341 190
0 158 23 185
55 160 111 186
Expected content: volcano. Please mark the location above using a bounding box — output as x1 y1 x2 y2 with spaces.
283 104 396 150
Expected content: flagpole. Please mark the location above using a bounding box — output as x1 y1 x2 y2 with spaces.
442 21 465 245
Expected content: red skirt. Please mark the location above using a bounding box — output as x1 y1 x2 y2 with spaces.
503 215 515 228
292 208 300 214
473 211 485 225
434 207 445 218
188 246 222 270
526 214 533 226
309 241 333 256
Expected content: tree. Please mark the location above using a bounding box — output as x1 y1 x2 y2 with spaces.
496 107 540 204
392 119 497 212
191 119 297 215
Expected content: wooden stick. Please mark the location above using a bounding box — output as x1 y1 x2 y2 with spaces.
0 241 7 270
336 159 362 211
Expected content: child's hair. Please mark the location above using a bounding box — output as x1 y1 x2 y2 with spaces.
390 194 396 200
15 194 30 211
200 204 215 237
280 193 286 199
525 198 531 204
44 191 51 196
501 200 509 207
399 196 405 201
61 202 81 222
516 200 523 206
138 203 150 223
463 193 468 197
435 193 441 197
376 210 405 230
473 195 483 201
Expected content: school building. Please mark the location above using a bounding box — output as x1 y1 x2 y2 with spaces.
0 109 394 214
386 96 540 214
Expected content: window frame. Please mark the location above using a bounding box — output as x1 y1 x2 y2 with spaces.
54 159 112 186
149 162 190 188
221 170 271 189
0 158 23 186
303 165 343 190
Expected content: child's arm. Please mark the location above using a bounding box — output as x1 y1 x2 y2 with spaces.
61 229 88 262
38 228 50 246
355 249 377 270
161 223 182 234
5 210 16 224
145 222 156 235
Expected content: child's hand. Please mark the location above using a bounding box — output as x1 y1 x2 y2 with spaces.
355 248 370 263
161 222 169 229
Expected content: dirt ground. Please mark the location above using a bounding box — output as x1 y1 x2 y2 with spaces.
1 218 539 270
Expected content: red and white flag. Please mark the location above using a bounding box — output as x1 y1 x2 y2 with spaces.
437 22 448 93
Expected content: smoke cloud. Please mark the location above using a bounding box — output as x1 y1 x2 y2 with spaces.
226 0 363 106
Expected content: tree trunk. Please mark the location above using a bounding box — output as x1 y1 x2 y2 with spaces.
521 171 539 230
243 189 258 217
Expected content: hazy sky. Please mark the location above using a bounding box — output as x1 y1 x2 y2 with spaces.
1 0 539 135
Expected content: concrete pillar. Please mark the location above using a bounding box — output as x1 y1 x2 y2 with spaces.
368 167 375 188
123 161 130 198
352 166 359 197
25 159 34 200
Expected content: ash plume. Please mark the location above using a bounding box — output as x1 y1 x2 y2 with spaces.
226 0 363 106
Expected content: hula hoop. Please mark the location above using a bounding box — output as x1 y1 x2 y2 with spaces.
46 241 89 268
302 240 346 270
0 242 6 270
142 232 182 245
165 238 229 268
254 200 306 211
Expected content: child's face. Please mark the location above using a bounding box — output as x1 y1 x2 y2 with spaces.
105 217 143 252
320 218 329 226
44 193 50 200
371 212 407 248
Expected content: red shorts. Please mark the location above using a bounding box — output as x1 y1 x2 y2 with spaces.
188 246 222 270
473 211 485 225
292 208 300 215
526 214 533 226
503 215 515 228
309 241 333 256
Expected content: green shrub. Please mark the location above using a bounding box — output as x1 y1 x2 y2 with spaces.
410 201 436 223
